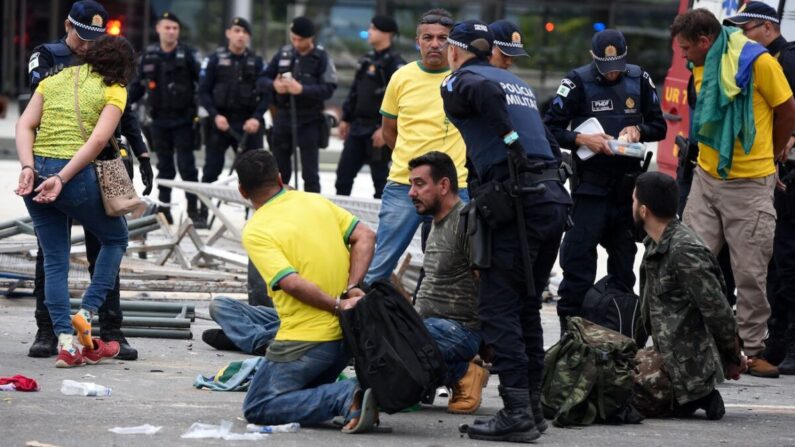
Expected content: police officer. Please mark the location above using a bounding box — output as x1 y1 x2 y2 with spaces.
544 29 666 327
725 2 795 373
441 20 571 443
335 16 404 199
198 17 267 226
25 0 152 361
129 11 201 224
258 16 338 193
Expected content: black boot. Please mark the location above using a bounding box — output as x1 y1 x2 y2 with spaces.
29 252 58 358
99 309 138 361
466 386 540 443
778 327 795 375
29 326 58 357
529 387 548 433
672 389 724 420
193 204 209 229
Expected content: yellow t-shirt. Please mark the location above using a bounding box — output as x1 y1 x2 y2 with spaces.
693 53 793 179
380 61 467 186
242 189 359 342
33 65 127 160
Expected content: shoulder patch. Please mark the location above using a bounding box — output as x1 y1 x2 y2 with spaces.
560 78 576 90
443 75 457 92
201 58 209 69
28 52 40 73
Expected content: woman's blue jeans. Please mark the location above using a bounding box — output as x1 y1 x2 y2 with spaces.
23 156 128 336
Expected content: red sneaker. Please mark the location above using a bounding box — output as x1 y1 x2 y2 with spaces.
83 338 120 365
55 345 85 368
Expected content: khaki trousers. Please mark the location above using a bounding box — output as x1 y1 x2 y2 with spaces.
683 167 776 356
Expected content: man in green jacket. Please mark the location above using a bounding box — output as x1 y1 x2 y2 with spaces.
634 172 746 419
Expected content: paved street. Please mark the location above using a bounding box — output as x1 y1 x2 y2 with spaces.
2 297 795 447
0 114 792 446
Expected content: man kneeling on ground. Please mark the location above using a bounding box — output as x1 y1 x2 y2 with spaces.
633 172 746 419
408 151 488 414
235 150 379 433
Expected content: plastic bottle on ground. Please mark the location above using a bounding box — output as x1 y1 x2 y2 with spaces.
60 379 112 396
246 422 300 433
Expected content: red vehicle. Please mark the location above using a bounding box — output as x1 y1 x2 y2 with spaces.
657 0 794 176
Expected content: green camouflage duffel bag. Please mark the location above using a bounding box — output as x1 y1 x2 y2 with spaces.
541 316 643 427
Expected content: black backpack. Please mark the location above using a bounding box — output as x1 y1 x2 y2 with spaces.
339 280 447 413
581 276 648 347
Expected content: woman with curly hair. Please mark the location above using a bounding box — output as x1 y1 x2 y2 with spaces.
15 35 136 368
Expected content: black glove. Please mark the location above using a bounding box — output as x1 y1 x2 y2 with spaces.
138 157 154 196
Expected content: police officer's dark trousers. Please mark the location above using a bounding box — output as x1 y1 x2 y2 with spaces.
557 185 636 317
150 122 199 208
271 116 322 193
768 189 795 339
203 120 262 184
479 189 568 391
335 121 389 199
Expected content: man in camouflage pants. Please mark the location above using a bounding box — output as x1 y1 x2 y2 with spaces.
408 152 488 415
633 172 746 419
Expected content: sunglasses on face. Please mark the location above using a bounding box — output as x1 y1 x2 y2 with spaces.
740 22 765 33
418 14 454 27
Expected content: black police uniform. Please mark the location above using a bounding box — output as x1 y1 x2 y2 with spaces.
335 47 404 198
27 38 149 359
130 42 201 213
764 35 795 365
198 47 267 184
258 44 337 193
442 58 571 402
544 63 666 318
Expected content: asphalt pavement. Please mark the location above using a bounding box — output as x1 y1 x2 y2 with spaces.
1 296 795 447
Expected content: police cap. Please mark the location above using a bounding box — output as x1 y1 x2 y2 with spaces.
229 17 251 34
158 11 181 26
489 20 528 58
371 15 398 34
724 1 780 25
68 0 109 41
448 20 494 59
290 16 316 38
591 29 627 75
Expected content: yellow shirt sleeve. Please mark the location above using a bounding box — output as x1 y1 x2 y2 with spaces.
326 201 359 245
243 229 297 291
379 68 400 119
755 53 793 108
103 83 128 112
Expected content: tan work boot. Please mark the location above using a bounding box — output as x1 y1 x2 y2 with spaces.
747 356 780 378
448 362 490 414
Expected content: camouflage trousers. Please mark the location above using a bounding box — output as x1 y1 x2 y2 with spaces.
632 347 674 417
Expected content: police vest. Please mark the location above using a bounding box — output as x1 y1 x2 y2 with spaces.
570 64 643 139
41 42 77 78
352 49 399 120
447 64 553 179
211 48 259 114
140 43 195 116
274 44 327 115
